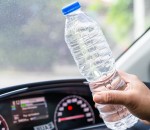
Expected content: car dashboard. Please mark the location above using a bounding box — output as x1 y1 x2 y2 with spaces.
0 79 106 130
0 79 150 130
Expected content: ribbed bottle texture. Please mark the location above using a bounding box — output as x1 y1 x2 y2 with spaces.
63 2 138 129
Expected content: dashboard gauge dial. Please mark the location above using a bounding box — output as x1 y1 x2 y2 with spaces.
54 95 95 130
0 115 9 130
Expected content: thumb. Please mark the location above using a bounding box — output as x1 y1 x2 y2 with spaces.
93 90 128 105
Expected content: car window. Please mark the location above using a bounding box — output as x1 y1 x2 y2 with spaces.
0 0 150 87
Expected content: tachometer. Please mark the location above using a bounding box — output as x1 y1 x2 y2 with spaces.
54 95 95 130
0 115 9 130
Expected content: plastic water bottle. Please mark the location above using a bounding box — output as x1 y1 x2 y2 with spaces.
62 2 138 130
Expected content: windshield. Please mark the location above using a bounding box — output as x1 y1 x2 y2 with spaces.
0 0 149 88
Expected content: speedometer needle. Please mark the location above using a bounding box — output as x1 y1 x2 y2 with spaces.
58 114 85 122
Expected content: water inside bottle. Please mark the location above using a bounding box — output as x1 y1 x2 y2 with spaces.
64 9 138 129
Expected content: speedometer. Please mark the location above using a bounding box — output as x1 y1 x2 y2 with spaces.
0 115 9 130
54 95 95 130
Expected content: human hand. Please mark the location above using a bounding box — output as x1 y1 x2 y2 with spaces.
93 71 150 122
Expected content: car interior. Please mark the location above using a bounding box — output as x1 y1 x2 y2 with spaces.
0 29 149 130
0 0 150 130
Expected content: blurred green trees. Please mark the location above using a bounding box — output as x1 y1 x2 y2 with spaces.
87 0 133 44
0 0 148 72
107 0 133 44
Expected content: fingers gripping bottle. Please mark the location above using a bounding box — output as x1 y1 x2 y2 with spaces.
62 2 138 130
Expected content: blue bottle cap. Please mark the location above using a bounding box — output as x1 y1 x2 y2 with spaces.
62 1 81 15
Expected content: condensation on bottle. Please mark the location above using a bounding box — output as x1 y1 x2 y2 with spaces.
62 2 138 130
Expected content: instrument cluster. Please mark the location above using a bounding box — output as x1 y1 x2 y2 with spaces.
0 80 103 130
